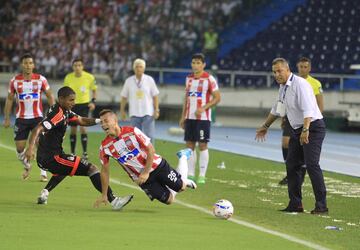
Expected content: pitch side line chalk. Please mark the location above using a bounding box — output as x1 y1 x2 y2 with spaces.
0 143 329 250
110 178 330 250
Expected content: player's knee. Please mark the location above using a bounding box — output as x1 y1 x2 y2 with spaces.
166 193 175 205
87 164 99 175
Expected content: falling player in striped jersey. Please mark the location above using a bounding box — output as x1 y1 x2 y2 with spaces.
24 87 133 210
3 53 55 181
179 53 221 184
94 109 196 207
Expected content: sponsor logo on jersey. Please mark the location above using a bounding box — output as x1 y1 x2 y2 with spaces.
118 148 140 164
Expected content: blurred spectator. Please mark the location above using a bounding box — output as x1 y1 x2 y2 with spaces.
0 0 244 82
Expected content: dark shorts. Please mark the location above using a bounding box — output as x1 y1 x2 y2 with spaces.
282 116 292 137
70 103 89 126
140 159 183 204
37 153 91 176
184 119 210 143
14 117 43 141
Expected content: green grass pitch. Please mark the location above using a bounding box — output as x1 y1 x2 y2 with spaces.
0 128 359 249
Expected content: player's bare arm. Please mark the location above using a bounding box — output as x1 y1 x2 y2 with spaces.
195 90 221 116
94 162 110 208
137 143 155 185
25 124 45 161
153 95 160 119
45 89 55 106
76 116 99 126
3 92 15 128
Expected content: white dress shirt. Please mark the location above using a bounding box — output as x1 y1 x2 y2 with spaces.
271 73 323 129
121 74 159 117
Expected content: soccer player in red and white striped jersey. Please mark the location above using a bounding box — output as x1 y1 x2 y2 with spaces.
94 109 196 207
3 54 55 181
179 53 221 184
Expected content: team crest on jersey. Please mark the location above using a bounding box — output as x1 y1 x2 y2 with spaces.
125 139 132 146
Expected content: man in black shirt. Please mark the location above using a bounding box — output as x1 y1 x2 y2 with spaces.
25 86 133 210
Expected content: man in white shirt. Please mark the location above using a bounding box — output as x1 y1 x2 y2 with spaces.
255 58 328 215
120 59 160 143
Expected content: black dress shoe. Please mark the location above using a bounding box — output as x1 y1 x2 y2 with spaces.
311 207 329 215
280 205 304 213
278 176 288 185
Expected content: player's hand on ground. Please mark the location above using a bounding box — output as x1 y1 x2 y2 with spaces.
255 126 268 142
24 148 33 162
3 118 10 128
137 171 149 185
94 195 108 208
88 102 95 111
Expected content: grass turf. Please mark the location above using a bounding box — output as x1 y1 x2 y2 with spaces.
0 129 359 249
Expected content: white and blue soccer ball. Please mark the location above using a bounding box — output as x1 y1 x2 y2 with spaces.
213 199 234 219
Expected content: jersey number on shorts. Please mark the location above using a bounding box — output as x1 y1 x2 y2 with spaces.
168 171 178 182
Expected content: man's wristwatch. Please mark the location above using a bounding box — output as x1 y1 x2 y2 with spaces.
91 98 96 104
302 128 309 132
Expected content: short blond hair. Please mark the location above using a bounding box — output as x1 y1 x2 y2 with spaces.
133 58 146 70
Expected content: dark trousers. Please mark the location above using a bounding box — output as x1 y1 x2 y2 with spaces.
286 119 327 209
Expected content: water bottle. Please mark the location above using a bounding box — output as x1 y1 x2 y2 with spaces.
217 161 226 169
325 226 343 231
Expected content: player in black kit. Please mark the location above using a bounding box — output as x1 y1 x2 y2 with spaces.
25 86 133 210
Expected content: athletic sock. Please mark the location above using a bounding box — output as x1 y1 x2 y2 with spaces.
176 156 188 182
282 147 288 161
89 172 115 202
81 134 88 155
45 175 66 192
70 134 76 154
40 169 47 177
188 149 196 177
199 149 209 177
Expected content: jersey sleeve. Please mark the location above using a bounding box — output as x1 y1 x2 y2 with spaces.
90 74 97 90
40 76 50 91
208 75 219 93
8 78 15 94
134 127 151 147
41 105 65 131
67 110 79 125
99 145 110 165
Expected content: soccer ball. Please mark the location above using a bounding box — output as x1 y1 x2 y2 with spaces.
213 199 234 219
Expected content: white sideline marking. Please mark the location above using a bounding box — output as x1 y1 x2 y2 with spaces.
0 142 16 152
0 143 329 250
110 178 330 250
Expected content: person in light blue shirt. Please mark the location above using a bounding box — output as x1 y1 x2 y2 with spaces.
256 58 328 215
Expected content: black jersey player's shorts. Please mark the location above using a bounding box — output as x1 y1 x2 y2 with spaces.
14 117 43 141
37 153 91 176
70 103 89 125
184 119 210 143
282 116 292 137
140 159 183 204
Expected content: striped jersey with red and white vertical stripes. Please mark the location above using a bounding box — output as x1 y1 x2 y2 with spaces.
185 71 219 121
99 126 162 182
8 73 50 119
